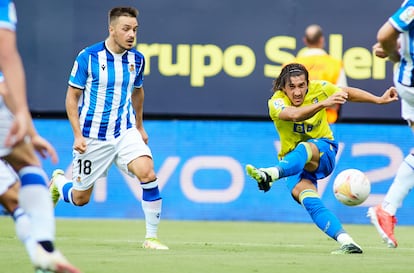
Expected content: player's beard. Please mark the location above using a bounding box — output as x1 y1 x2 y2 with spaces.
118 41 133 51
113 36 133 52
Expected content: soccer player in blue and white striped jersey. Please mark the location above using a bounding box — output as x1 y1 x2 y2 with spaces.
368 0 414 249
49 6 168 250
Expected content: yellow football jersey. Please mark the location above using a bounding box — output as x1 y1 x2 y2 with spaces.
268 80 340 158
291 50 345 124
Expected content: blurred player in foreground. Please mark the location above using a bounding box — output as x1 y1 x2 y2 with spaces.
49 6 168 250
0 1 81 271
368 0 414 248
0 121 80 273
292 24 348 124
246 63 398 254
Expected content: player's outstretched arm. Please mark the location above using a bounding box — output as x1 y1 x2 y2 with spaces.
344 86 398 104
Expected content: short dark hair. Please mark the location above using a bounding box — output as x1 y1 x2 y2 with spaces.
108 7 139 24
272 63 309 92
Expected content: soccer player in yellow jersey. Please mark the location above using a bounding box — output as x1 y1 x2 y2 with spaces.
246 63 398 254
293 24 348 123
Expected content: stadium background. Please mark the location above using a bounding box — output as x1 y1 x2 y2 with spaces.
11 0 414 224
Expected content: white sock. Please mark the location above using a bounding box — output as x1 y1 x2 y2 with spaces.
12 207 38 259
13 207 31 242
53 173 70 197
336 233 354 245
262 167 280 181
19 185 55 242
141 199 162 238
382 154 414 216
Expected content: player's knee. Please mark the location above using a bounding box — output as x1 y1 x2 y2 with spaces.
73 199 89 206
137 169 157 183
72 193 91 206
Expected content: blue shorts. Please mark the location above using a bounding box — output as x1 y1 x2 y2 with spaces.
284 138 338 192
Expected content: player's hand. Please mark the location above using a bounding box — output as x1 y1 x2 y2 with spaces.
379 86 399 104
326 91 348 107
31 134 59 164
4 111 28 147
73 136 87 154
373 42 388 59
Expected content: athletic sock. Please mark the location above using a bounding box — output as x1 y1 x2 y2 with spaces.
11 207 38 260
11 207 31 242
382 153 414 216
141 181 162 238
336 233 355 246
53 173 75 204
62 183 74 204
299 189 344 240
18 166 55 247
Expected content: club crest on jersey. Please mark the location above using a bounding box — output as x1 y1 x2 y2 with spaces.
129 63 135 72
273 98 285 110
312 98 319 104
400 6 414 24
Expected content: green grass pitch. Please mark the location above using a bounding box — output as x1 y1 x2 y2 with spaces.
0 217 413 273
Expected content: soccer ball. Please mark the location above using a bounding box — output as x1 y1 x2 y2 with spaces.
333 168 371 206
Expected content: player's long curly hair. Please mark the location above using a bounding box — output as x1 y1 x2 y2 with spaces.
272 63 309 92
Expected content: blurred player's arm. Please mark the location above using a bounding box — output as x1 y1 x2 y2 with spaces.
131 86 148 144
0 79 57 162
376 21 401 62
66 85 87 153
0 28 29 146
28 123 58 164
0 78 15 111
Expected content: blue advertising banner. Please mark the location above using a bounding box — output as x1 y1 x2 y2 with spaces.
33 119 414 225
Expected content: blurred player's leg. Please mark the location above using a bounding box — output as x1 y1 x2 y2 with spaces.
15 166 81 272
367 153 414 248
367 205 397 248
32 244 81 273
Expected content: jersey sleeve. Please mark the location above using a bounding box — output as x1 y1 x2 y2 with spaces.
68 50 89 89
389 0 414 32
268 94 287 121
318 80 341 97
0 1 16 32
134 55 145 88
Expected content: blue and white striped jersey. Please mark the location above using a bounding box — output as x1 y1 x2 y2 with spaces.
69 41 145 140
390 0 414 87
0 0 16 32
